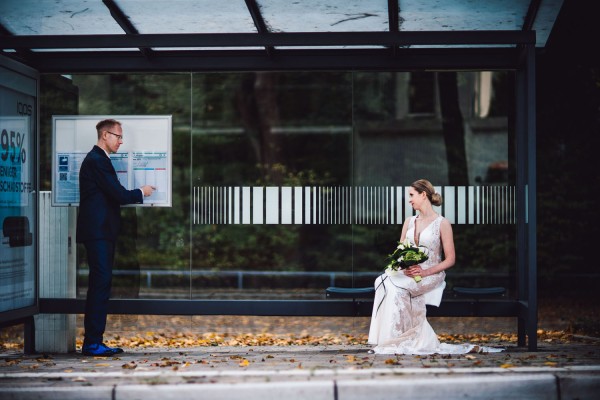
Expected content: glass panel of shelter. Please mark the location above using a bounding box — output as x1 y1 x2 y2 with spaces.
38 70 515 303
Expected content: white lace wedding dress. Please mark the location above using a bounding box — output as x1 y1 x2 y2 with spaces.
368 215 504 355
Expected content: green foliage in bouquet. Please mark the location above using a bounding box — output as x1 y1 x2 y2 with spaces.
385 239 429 272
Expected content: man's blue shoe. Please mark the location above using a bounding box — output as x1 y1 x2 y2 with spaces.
81 343 124 356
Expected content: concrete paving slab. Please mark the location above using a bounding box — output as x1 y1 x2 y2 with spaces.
1 386 113 400
116 381 334 400
558 373 600 400
1 343 600 399
337 374 558 400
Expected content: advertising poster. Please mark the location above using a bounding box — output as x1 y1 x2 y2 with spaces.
0 85 36 313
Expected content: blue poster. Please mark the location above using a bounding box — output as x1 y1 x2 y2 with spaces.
0 87 35 313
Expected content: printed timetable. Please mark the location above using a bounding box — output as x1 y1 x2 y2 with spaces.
133 151 168 203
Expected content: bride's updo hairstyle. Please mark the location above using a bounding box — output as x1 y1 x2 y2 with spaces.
411 179 443 207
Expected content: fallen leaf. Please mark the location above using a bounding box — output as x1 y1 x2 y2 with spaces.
239 359 250 367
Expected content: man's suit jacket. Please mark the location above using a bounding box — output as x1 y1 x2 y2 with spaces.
76 145 143 243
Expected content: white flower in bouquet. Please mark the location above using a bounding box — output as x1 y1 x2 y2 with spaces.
384 239 429 282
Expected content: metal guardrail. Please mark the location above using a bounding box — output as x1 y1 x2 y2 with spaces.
77 269 519 289
78 269 380 289
77 268 600 290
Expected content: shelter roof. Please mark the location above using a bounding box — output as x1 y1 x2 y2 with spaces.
0 0 564 72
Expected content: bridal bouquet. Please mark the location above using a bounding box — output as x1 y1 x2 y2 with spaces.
384 239 429 282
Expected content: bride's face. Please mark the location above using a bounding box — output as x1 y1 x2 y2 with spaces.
408 187 426 211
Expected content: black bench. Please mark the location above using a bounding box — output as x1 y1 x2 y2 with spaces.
325 285 512 318
452 286 506 299
324 286 520 346
325 286 375 299
326 286 506 300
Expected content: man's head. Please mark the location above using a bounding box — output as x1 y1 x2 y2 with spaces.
95 119 123 154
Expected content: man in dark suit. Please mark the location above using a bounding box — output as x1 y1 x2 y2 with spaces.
77 119 155 356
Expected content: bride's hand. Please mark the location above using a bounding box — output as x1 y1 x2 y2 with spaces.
406 266 423 277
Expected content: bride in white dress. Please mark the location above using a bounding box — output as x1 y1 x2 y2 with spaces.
368 179 503 355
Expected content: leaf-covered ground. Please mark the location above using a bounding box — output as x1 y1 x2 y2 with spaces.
94 329 584 350
1 295 597 351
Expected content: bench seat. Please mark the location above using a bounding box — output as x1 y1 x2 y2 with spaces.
325 287 375 298
326 286 507 299
452 286 506 298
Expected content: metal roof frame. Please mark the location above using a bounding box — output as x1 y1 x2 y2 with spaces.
0 31 535 73
0 0 545 73
10 48 523 74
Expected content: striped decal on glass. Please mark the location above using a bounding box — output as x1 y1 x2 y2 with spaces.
192 186 516 225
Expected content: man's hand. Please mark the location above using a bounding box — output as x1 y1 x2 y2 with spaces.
141 185 156 197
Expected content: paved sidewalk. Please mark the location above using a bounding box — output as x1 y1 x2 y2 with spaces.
1 340 599 399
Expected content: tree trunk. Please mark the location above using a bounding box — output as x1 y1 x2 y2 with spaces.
438 72 469 186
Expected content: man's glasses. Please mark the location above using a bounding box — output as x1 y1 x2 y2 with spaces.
106 131 123 140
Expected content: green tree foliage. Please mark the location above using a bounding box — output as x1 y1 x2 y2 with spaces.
40 70 535 296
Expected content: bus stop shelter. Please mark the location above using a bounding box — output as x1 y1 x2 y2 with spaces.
0 0 564 352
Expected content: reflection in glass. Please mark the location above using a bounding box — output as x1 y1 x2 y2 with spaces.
191 72 353 299
115 0 256 34
40 70 515 302
408 72 436 115
258 0 390 33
